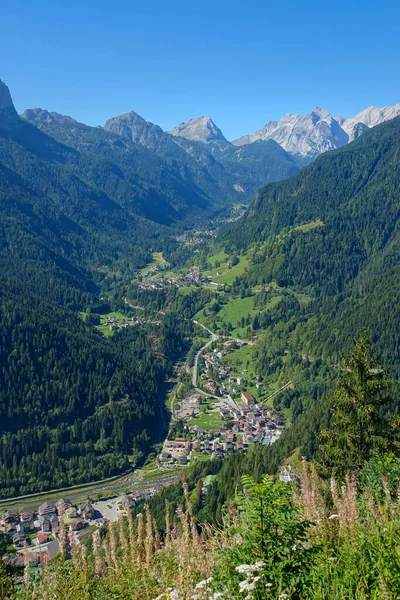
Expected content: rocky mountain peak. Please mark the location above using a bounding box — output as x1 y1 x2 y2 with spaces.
169 116 227 143
233 107 348 159
340 104 400 140
0 80 14 111
312 106 331 119
104 110 164 147
0 79 21 129
21 108 78 126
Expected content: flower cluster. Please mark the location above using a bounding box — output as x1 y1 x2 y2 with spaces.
152 579 224 600
235 562 267 599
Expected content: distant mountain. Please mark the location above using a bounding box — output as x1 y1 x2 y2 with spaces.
222 116 400 351
169 116 227 143
22 107 215 225
337 104 400 140
0 84 168 292
104 109 300 208
0 81 189 499
0 78 14 110
233 103 400 160
0 79 23 129
23 107 79 126
233 107 349 159
103 110 165 148
208 138 301 191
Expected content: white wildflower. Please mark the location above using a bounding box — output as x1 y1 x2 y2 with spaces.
210 594 224 600
329 513 339 519
236 564 253 575
236 562 263 575
239 579 257 592
195 577 214 589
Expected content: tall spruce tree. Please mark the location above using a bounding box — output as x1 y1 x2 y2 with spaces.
320 329 398 477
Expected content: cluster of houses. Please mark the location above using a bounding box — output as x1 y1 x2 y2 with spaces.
160 389 284 466
0 499 101 552
175 230 216 246
198 342 260 397
159 439 192 466
190 391 284 458
102 315 161 331
138 267 211 291
0 491 144 569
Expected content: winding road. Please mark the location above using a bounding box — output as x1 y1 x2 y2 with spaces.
192 320 217 388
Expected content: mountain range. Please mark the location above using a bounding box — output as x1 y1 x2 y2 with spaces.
222 114 400 372
14 75 400 212
231 104 400 159
1 74 400 501
19 100 300 225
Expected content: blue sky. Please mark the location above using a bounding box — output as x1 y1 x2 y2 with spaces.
2 0 400 140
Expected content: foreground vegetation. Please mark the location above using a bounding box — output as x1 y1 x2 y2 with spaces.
3 458 399 600
1 332 399 599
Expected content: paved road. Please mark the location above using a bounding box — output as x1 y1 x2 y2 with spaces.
192 320 217 387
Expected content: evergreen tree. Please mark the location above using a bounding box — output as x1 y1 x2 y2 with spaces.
320 329 398 477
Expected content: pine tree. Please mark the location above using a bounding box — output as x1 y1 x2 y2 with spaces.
320 329 398 477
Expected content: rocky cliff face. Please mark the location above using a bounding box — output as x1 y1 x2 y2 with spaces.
21 108 78 126
233 103 400 158
104 111 165 149
0 80 14 110
338 105 400 140
169 116 227 143
233 107 348 159
0 80 20 128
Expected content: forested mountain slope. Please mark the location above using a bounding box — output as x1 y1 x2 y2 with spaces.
0 278 189 498
21 108 214 225
103 110 301 207
0 81 192 498
221 116 400 369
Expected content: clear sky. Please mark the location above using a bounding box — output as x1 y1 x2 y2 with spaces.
2 0 400 140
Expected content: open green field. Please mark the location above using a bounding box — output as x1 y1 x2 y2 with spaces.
279 219 325 241
79 310 132 337
96 311 132 337
189 410 222 430
152 252 168 265
293 292 312 307
206 251 229 267
203 253 249 285
190 451 210 463
293 218 324 233
221 344 255 378
177 286 198 295
194 286 288 337
218 295 255 325
194 294 257 337
138 252 170 279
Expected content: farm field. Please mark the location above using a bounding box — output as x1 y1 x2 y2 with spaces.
96 311 132 337
137 252 171 279
202 253 249 285
79 310 133 337
194 295 258 337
